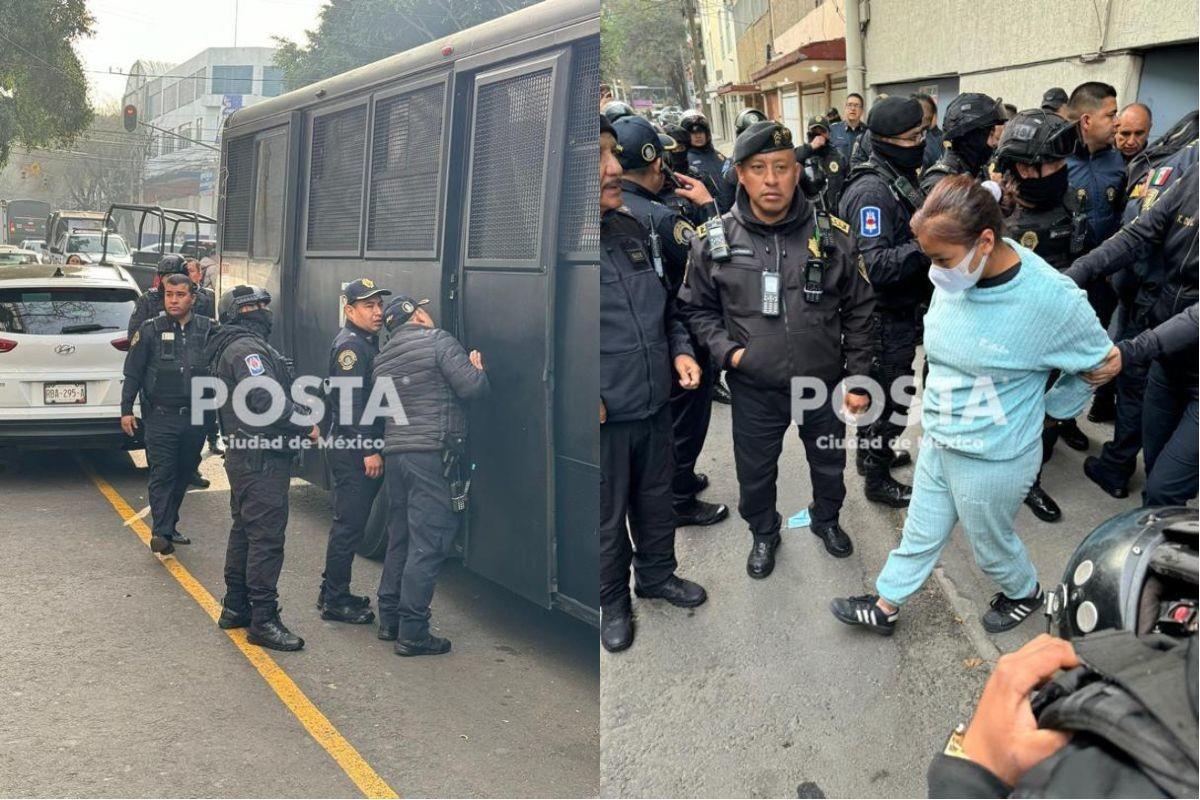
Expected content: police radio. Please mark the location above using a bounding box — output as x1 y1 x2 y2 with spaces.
645 215 665 279
1070 211 1088 255
891 174 926 212
703 202 731 262
803 212 832 304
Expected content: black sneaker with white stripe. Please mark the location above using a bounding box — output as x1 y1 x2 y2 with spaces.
981 585 1044 633
830 594 898 636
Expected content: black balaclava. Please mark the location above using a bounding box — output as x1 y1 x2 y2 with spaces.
1015 166 1069 209
952 127 995 174
874 139 924 174
237 307 273 339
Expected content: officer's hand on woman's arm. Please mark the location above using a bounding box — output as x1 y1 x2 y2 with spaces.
363 453 383 479
674 354 701 389
1081 345 1122 386
468 349 485 371
120 415 138 437
672 172 714 208
961 634 1078 787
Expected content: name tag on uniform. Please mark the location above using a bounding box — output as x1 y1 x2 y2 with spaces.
620 240 650 268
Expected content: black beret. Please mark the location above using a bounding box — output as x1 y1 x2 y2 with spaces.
733 120 795 164
866 96 924 137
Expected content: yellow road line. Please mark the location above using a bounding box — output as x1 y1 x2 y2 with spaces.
82 461 399 800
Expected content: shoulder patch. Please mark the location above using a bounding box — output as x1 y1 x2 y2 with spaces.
337 348 358 371
244 353 265 376
1019 230 1039 250
673 218 696 245
829 215 850 235
859 206 882 238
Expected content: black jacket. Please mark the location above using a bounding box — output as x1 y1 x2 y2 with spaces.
371 324 489 454
1005 191 1088 270
838 157 931 312
127 285 216 337
687 145 734 212
205 324 312 451
919 148 985 195
601 207 694 423
680 186 875 390
620 179 698 294
121 313 213 414
326 321 383 454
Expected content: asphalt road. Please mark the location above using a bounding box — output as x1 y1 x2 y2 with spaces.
0 446 598 798
601 380 1141 798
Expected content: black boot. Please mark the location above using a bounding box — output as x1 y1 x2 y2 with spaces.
691 473 710 494
864 473 913 508
1057 419 1090 451
600 598 635 653
712 376 732 405
856 449 911 476
674 499 729 527
149 535 175 555
1083 456 1130 499
377 616 398 641
163 530 191 545
634 574 707 607
812 521 853 558
247 610 305 651
207 435 225 456
746 534 781 579
321 600 376 624
218 606 251 630
394 633 452 657
188 470 210 489
316 584 370 611
1024 482 1062 523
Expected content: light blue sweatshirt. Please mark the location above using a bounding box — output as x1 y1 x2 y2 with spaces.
920 240 1113 460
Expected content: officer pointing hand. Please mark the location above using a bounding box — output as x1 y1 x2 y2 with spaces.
671 172 714 208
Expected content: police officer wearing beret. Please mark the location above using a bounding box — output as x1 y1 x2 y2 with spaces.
920 93 1007 195
316 278 392 625
682 120 876 579
372 294 489 656
207 285 319 651
839 96 931 508
600 115 708 653
1067 163 1199 507
120 272 213 555
794 115 849 212
128 254 216 337
613 115 730 529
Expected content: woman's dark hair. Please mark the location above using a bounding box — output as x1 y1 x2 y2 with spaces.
910 174 1006 246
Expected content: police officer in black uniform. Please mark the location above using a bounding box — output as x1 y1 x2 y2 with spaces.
184 256 223 457
920 93 1007 194
683 121 875 578
838 96 930 508
316 278 392 625
680 109 735 212
206 285 317 652
128 254 215 336
992 109 1094 522
794 115 849 212
722 108 769 192
120 273 213 555
600 115 707 653
613 115 729 528
1067 164 1199 507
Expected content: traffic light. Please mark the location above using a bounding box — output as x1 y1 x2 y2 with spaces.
123 104 138 132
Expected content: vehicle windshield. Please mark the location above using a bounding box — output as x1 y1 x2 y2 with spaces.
0 287 137 335
68 234 129 256
0 252 39 265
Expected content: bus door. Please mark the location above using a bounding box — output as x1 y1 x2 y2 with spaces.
454 48 573 608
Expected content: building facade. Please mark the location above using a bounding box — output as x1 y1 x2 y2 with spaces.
704 0 1196 151
695 0 744 148
122 47 283 219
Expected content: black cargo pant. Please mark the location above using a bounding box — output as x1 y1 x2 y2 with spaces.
223 449 293 621
729 374 846 538
321 447 383 603
378 450 458 640
858 309 918 471
1087 278 1120 413
670 344 714 509
144 407 206 539
1141 359 1199 507
600 405 677 608
1093 308 1149 485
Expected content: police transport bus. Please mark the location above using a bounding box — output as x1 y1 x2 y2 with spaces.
216 0 599 624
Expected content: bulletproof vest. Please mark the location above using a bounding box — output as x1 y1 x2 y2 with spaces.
847 159 926 213
1029 630 1198 798
144 314 212 406
1007 192 1088 270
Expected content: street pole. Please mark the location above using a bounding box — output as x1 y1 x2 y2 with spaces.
845 0 866 98
681 0 710 117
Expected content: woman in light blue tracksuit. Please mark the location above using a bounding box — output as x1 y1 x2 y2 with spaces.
831 175 1118 636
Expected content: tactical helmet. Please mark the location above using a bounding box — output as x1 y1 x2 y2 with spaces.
157 253 188 276
734 108 768 137
942 93 1006 140
601 100 636 123
218 284 272 325
679 110 711 135
1050 507 1198 641
993 109 1078 171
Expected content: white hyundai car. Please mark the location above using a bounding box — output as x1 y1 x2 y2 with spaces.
0 260 143 450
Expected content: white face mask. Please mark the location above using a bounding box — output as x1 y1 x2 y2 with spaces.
928 240 987 294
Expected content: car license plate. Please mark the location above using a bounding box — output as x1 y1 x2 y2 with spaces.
44 382 87 405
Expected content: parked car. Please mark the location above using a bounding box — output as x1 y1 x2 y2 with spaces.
0 261 142 450
0 246 43 266
18 239 45 260
49 230 132 267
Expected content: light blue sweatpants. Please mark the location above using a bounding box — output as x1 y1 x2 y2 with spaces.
875 436 1041 607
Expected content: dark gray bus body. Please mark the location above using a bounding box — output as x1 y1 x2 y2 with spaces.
216 0 600 624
